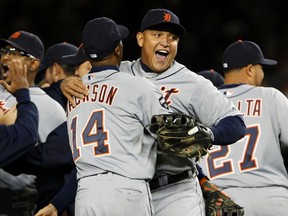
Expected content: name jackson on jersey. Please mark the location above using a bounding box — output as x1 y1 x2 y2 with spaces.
67 83 118 112
67 83 170 113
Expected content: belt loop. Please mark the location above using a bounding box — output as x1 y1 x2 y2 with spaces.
107 172 113 180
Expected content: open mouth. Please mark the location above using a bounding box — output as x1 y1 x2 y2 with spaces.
155 50 169 62
2 64 9 73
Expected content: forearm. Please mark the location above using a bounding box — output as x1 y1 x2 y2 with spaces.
211 115 246 145
50 169 77 213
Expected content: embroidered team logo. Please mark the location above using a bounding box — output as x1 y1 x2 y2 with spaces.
163 13 171 22
10 31 21 39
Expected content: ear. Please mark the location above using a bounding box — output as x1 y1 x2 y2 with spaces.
114 44 121 57
30 59 40 71
54 63 62 74
245 64 254 78
136 32 144 47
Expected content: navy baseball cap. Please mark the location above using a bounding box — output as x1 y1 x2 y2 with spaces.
35 42 78 84
39 42 78 71
198 69 224 88
140 8 186 37
0 31 44 61
82 17 129 60
61 44 88 66
222 40 277 70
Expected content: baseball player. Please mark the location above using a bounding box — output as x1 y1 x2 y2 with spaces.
0 57 39 215
35 42 79 111
198 40 288 215
68 17 174 215
0 59 38 165
0 31 75 212
118 9 246 216
46 8 246 216
61 44 91 78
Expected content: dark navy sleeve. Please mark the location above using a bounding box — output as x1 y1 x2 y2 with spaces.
196 163 207 180
50 168 77 213
0 89 39 167
211 115 246 145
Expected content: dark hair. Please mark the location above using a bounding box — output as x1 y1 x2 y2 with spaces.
61 64 77 76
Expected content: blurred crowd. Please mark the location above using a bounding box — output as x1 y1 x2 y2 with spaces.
1 0 288 93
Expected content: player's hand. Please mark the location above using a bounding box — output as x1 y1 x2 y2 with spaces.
0 59 29 93
60 76 88 107
34 203 58 216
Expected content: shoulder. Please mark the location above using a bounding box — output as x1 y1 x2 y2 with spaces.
120 60 133 72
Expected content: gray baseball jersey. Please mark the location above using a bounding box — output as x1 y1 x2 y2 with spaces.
120 59 241 176
198 84 288 215
120 59 242 216
66 69 170 180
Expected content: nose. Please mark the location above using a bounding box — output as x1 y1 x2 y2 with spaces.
160 36 170 47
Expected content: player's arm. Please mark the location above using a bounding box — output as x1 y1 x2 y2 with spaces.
211 115 246 145
0 59 39 166
35 169 77 216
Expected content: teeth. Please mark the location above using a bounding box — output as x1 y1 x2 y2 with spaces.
2 64 9 72
158 50 168 54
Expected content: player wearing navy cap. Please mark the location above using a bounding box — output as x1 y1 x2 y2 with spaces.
34 42 79 111
198 40 288 215
119 9 245 216
53 9 246 216
0 59 39 215
0 57 39 165
56 17 173 216
0 30 74 212
61 44 91 78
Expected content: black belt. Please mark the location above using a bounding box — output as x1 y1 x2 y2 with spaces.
149 170 194 191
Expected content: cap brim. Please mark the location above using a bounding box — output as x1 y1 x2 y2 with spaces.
117 25 129 40
61 54 85 66
260 58 278 66
0 39 28 53
38 63 49 72
61 45 89 66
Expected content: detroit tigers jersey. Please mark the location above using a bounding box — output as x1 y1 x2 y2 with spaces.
66 67 170 180
199 84 288 188
120 59 241 176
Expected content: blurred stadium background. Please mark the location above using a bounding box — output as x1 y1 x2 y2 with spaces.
1 0 288 94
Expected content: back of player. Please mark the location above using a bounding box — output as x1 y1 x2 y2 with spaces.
198 40 288 215
67 72 168 180
66 17 171 216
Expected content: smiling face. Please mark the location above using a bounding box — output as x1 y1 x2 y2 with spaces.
136 29 179 73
